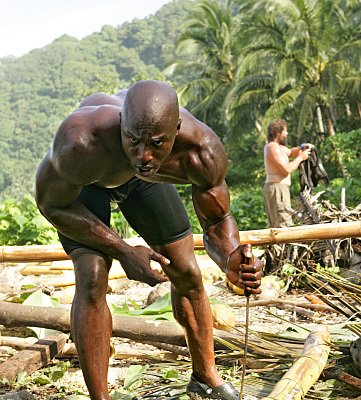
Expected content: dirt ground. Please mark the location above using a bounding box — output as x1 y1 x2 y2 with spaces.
0 255 359 399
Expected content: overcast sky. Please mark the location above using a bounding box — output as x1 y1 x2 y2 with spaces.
0 0 171 58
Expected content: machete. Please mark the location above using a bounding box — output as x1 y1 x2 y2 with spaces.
240 244 253 400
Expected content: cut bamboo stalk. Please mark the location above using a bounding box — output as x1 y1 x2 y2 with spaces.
232 299 336 313
260 326 331 400
58 342 179 360
0 333 68 381
20 261 126 287
1 221 360 263
20 265 63 276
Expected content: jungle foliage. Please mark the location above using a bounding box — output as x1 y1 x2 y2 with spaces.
0 0 360 244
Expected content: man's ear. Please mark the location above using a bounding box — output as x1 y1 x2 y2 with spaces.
177 118 182 131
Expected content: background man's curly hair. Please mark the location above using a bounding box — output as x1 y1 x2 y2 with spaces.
267 119 287 141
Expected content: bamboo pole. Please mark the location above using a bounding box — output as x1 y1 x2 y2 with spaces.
235 220 361 247
260 326 331 400
1 221 360 263
19 260 127 287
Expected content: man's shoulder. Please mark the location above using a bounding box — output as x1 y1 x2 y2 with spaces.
265 141 287 151
178 108 220 143
264 141 279 153
78 92 124 108
174 111 227 186
62 103 119 130
55 107 116 152
265 141 279 147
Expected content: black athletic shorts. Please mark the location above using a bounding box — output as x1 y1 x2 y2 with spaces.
58 177 193 254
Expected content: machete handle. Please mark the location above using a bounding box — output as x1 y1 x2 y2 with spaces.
241 243 254 298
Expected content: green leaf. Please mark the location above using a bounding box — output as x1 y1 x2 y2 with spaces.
33 375 52 385
110 391 134 400
49 361 71 381
13 213 27 228
135 292 172 315
112 302 131 315
123 364 149 391
22 289 63 338
162 368 179 379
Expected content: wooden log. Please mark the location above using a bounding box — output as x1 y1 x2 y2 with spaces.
0 301 186 346
0 333 68 381
0 221 360 263
0 301 252 349
260 326 331 400
0 301 71 332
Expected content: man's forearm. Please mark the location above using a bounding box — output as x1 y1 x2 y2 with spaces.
286 154 304 173
203 214 240 272
290 146 302 158
41 202 132 260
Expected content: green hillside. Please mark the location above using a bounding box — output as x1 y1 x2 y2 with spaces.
0 0 193 200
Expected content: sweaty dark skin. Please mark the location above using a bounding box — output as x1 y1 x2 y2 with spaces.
35 80 263 400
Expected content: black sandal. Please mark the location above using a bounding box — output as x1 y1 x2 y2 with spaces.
186 374 240 399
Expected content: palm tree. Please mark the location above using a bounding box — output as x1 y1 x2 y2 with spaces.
165 0 237 137
228 0 361 139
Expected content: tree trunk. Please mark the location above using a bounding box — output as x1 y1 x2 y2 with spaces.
345 103 352 117
324 106 336 136
316 105 325 134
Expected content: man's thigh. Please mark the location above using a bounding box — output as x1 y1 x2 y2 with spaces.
119 181 192 246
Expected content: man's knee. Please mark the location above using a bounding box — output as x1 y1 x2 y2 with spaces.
71 249 112 303
169 262 204 295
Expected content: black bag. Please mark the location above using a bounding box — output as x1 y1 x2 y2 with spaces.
299 148 329 191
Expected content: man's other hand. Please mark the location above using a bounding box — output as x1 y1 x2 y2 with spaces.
120 246 169 286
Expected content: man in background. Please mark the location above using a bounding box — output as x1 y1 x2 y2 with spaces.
263 118 313 228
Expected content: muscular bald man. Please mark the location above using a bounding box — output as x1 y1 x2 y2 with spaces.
36 80 263 400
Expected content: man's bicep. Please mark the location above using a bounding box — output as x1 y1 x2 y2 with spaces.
35 159 83 212
192 181 231 229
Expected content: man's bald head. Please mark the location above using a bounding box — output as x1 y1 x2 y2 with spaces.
120 81 181 177
122 80 179 131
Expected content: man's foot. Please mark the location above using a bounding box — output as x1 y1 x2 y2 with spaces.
186 374 240 400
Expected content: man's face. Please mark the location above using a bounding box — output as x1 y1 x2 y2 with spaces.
279 126 288 146
121 115 179 178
